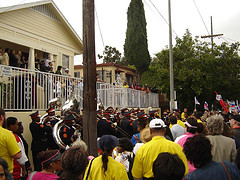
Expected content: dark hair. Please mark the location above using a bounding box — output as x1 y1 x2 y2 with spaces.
183 135 212 168
37 150 59 170
196 123 204 134
194 111 202 119
222 122 233 138
0 108 5 116
6 117 17 128
170 116 177 124
5 48 9 53
153 152 185 180
57 66 62 70
0 157 10 179
174 112 181 120
60 146 88 180
186 118 198 134
118 138 134 152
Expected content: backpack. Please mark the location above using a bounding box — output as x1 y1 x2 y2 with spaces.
127 153 135 180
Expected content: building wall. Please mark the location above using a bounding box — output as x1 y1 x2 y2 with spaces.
74 65 137 84
0 6 82 76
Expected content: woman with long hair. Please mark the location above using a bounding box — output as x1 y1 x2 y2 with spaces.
84 135 128 180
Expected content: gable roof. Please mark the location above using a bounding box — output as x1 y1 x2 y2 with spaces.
0 0 82 50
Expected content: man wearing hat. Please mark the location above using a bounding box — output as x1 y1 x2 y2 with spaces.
132 118 189 179
97 111 117 137
119 111 133 138
29 111 50 171
45 108 59 150
230 115 240 147
59 113 78 147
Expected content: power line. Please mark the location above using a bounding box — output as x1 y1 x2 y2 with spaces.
95 6 105 48
147 0 178 37
221 36 239 43
192 0 210 35
142 0 154 12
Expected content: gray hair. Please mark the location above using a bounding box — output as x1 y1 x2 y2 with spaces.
206 114 224 135
71 138 88 151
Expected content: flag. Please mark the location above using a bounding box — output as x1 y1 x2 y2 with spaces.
194 97 200 105
216 94 222 101
204 102 209 110
215 91 228 112
227 100 236 113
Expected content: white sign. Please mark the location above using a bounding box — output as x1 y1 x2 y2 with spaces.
2 66 12 77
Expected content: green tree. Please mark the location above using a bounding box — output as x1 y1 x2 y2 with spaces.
98 45 122 63
141 29 240 112
124 0 151 82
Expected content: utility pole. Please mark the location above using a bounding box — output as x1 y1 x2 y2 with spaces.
82 0 97 156
201 16 223 52
168 0 175 112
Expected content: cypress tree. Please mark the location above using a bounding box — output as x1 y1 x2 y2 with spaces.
124 0 151 81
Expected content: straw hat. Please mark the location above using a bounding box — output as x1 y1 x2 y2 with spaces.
140 127 152 143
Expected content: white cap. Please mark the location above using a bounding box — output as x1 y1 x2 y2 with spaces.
149 118 166 128
65 68 69 71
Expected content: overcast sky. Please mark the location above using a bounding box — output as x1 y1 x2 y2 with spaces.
1 0 240 64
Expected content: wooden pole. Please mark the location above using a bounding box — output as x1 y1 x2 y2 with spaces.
82 0 97 156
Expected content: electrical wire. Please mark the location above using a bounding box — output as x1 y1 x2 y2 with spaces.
95 6 105 48
192 0 210 35
148 0 178 37
221 36 239 43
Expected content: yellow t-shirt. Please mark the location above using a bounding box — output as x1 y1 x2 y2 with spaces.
84 155 128 180
0 126 21 173
132 136 189 179
169 120 185 129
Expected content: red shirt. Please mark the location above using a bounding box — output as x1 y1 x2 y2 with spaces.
12 133 22 180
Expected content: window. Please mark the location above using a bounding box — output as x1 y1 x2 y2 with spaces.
62 54 69 70
74 72 80 78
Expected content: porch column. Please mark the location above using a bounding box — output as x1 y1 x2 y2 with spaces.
28 48 35 70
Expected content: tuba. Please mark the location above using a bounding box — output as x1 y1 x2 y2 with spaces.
40 97 62 124
52 96 82 149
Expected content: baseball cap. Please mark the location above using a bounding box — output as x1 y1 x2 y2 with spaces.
97 135 118 151
149 119 166 128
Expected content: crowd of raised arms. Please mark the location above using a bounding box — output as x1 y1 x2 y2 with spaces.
0 106 240 180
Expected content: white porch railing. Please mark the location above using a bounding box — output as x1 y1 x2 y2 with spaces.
0 65 158 110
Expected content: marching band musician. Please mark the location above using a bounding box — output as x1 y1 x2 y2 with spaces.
45 108 59 150
59 113 79 149
97 111 117 138
29 111 51 171
119 111 133 138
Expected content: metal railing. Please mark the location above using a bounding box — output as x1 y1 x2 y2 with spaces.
0 65 158 110
97 83 159 109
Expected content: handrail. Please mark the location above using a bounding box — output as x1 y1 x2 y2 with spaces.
0 65 158 110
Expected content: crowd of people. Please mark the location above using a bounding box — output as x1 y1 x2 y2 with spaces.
0 47 70 76
1 106 240 180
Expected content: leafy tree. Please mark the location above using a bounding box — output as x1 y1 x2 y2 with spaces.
141 29 240 112
124 0 151 81
98 45 122 63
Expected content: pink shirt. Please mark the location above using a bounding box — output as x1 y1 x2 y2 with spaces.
27 172 59 180
175 132 196 173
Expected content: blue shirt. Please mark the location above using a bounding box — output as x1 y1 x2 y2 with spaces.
185 161 240 180
131 133 141 145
